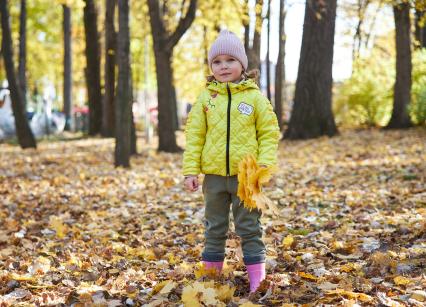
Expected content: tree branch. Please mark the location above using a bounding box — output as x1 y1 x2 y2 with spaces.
147 0 167 48
165 0 197 50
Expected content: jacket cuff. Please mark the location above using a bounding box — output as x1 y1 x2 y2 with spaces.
183 168 200 176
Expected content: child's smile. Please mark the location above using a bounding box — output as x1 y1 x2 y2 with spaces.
211 54 244 83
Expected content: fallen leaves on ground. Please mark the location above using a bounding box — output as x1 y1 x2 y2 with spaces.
0 128 425 306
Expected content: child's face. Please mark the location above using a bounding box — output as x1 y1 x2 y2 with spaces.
211 55 243 83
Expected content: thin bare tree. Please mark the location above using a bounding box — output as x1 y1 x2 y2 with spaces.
266 0 272 101
274 0 286 131
414 0 426 48
244 0 263 71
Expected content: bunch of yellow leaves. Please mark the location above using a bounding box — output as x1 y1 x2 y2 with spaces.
237 154 279 215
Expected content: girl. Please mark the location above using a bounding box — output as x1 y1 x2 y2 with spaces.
183 30 280 293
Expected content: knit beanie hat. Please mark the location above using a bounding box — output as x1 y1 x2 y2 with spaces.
208 30 248 71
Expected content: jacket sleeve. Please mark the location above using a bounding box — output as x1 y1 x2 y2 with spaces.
255 94 280 167
183 91 207 176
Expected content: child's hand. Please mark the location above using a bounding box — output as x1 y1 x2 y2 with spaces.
184 175 199 192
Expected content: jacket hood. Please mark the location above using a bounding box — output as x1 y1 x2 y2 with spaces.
206 78 259 95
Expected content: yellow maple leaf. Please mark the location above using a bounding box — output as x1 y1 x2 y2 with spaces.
9 273 37 282
394 276 412 286
176 261 193 274
167 253 180 265
194 263 220 278
326 289 373 302
200 286 220 306
67 253 82 268
357 293 374 302
340 263 358 272
282 235 294 249
216 284 235 302
49 216 67 239
130 247 157 261
181 283 202 307
159 280 176 295
28 256 51 275
298 271 318 281
182 282 224 306
410 290 426 302
240 302 262 307
330 241 345 250
152 280 175 296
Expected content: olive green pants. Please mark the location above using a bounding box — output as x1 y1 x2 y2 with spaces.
201 174 265 265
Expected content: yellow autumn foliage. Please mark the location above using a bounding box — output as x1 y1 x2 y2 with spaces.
394 276 412 286
282 234 294 249
194 263 220 279
298 271 318 281
237 154 278 214
326 289 373 302
181 281 226 307
49 216 67 239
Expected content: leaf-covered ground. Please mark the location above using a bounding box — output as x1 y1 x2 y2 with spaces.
0 128 425 306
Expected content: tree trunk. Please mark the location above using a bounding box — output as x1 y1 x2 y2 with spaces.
386 2 412 129
130 104 137 155
83 0 102 135
243 0 250 52
247 0 263 71
0 0 36 148
147 0 197 152
266 0 271 101
352 0 371 63
363 0 383 53
115 0 131 167
103 0 117 137
129 66 137 155
284 0 338 139
18 0 26 104
153 49 180 151
63 4 72 131
415 4 426 49
203 25 210 76
274 0 286 131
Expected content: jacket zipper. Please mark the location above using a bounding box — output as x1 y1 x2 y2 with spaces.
226 83 231 176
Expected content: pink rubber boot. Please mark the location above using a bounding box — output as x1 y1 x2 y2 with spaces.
246 263 266 292
202 261 223 274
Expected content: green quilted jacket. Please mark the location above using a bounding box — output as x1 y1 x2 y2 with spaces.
183 78 280 177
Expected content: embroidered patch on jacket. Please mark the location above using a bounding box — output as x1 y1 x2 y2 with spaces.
238 102 254 116
207 98 216 109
